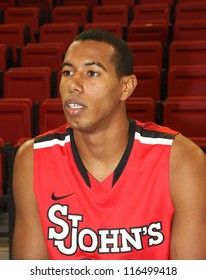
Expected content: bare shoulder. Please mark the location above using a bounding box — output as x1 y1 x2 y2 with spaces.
170 134 206 196
171 134 206 182
170 134 206 259
171 133 206 162
14 138 34 164
13 138 35 199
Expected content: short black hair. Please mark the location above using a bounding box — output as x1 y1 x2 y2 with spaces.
73 29 134 78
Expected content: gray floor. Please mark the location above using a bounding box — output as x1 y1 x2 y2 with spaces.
0 211 9 260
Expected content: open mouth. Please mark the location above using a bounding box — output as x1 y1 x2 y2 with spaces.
68 103 84 109
64 100 85 116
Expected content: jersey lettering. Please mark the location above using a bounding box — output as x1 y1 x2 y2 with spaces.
48 204 164 256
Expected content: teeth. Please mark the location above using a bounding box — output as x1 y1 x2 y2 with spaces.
68 104 83 109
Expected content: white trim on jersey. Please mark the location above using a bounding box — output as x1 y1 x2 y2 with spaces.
34 135 71 149
135 132 173 146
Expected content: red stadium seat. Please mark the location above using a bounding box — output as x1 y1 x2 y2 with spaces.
51 5 88 27
38 98 66 134
133 3 170 24
0 98 32 145
21 42 65 71
60 0 98 9
92 5 128 26
0 23 28 65
169 40 206 67
173 19 206 41
126 97 155 122
168 65 206 98
163 96 206 147
132 66 161 102
127 41 163 69
83 22 123 38
128 20 169 45
4 7 41 42
16 0 53 9
175 2 206 21
4 67 52 103
140 0 173 6
101 0 135 8
39 23 79 49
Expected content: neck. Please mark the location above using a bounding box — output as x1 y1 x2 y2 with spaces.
73 117 130 182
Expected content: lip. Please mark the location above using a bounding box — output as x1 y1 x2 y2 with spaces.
64 99 85 116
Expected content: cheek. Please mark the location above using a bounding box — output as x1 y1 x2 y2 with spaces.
89 90 120 115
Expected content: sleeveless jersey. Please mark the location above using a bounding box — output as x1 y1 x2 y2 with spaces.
33 119 178 260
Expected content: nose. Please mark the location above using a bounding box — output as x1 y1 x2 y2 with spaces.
68 73 83 94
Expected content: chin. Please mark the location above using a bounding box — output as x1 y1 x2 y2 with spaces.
67 118 90 132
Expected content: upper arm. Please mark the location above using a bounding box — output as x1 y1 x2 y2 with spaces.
12 139 49 259
170 135 206 259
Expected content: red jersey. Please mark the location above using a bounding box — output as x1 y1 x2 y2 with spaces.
33 119 178 260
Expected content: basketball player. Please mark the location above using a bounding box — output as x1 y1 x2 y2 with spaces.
12 29 206 259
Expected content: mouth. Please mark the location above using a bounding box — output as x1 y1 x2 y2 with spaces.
67 103 84 109
64 100 85 116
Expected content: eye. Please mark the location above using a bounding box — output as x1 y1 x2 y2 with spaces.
88 70 99 77
62 70 74 76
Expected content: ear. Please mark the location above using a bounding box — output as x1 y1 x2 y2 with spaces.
120 74 137 101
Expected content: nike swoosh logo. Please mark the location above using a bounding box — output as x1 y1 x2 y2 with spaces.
51 192 74 200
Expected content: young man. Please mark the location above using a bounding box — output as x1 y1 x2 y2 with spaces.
12 29 206 260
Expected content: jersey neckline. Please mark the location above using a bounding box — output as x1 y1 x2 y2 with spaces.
70 118 136 188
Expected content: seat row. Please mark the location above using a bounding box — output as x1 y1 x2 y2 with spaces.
1 40 206 101
2 36 206 69
1 1 206 45
0 64 162 102
0 97 154 146
1 96 206 148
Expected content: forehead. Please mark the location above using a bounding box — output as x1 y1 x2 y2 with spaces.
64 40 115 64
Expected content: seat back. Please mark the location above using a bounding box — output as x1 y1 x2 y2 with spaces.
175 2 206 21
39 98 66 134
133 3 170 24
92 5 128 26
128 41 163 69
0 23 27 65
163 97 206 145
16 0 53 9
128 20 169 45
4 67 52 103
60 0 98 9
126 97 155 122
83 22 123 38
39 23 79 49
0 98 32 145
4 7 41 42
140 0 173 6
174 19 206 41
51 5 88 27
133 66 161 102
168 65 206 98
169 40 206 67
101 0 135 7
21 42 65 71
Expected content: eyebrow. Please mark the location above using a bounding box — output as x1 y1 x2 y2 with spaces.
61 61 107 72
